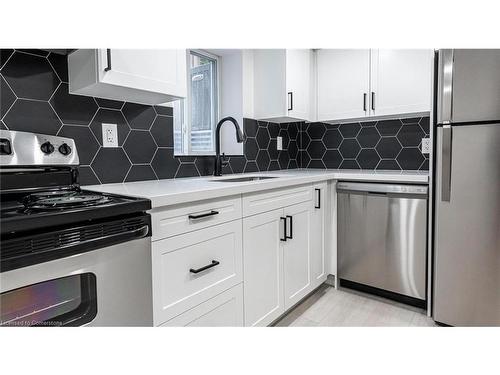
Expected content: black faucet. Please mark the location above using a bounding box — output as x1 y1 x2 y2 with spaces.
214 116 245 176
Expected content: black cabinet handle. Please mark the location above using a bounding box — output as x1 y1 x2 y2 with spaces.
280 217 287 241
315 188 321 209
363 93 367 112
188 210 219 220
104 49 112 72
371 92 375 111
286 215 293 239
190 260 220 274
287 92 293 111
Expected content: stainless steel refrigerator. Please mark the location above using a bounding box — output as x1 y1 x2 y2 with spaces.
434 49 500 326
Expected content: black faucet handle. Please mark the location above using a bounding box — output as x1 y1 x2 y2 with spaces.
221 153 229 166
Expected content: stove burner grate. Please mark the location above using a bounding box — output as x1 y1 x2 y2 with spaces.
22 191 111 211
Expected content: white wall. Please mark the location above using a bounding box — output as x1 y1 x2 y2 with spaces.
207 49 254 156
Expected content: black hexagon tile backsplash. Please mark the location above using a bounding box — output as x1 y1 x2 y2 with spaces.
122 102 156 130
0 49 429 185
50 83 98 126
2 51 60 100
303 117 429 171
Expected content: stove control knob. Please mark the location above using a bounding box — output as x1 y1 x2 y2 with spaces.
40 141 54 154
58 143 72 156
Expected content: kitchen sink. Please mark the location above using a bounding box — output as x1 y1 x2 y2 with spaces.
210 176 279 182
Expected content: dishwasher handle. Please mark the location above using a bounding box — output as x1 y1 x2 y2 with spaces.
337 182 428 196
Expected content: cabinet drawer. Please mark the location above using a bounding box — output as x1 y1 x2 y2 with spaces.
151 196 242 241
160 284 243 327
152 220 243 325
242 184 312 217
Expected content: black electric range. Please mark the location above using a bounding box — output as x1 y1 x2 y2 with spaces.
0 129 151 272
1 184 150 236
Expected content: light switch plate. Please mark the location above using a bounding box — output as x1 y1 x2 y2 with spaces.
102 123 118 148
277 136 283 151
421 138 430 154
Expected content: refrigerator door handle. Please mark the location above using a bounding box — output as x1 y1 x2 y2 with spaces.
441 124 452 201
437 49 454 124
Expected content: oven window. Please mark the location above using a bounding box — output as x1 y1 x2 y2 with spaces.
0 273 97 327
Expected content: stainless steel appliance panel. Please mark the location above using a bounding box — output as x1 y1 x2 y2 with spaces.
338 183 428 300
437 49 500 124
434 124 500 326
0 130 79 167
0 237 153 326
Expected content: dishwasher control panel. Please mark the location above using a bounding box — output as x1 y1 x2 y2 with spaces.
336 182 428 196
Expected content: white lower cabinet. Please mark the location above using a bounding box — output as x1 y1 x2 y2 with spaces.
151 183 331 327
160 284 243 327
243 209 285 327
152 220 242 325
243 190 323 326
311 182 328 289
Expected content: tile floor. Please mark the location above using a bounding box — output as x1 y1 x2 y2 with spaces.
274 284 437 327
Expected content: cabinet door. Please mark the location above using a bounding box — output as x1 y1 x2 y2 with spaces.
69 49 187 104
253 49 287 121
283 201 312 310
317 49 371 121
99 49 187 98
286 49 312 121
311 183 327 289
243 209 285 326
370 49 433 116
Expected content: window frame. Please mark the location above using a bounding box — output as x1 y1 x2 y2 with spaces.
174 49 221 156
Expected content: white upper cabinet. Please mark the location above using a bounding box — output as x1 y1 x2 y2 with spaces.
253 49 314 123
370 49 433 116
286 49 314 121
68 49 187 105
317 49 371 121
316 49 433 121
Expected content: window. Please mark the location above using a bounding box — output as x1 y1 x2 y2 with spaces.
174 50 219 155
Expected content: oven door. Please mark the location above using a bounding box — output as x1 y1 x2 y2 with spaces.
0 237 152 327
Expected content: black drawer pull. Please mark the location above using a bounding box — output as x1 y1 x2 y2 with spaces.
104 49 112 72
287 92 293 111
315 188 321 209
188 210 219 220
190 260 220 274
286 215 293 239
371 91 375 111
280 217 287 241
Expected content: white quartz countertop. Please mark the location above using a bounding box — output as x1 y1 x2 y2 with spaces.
84 169 429 209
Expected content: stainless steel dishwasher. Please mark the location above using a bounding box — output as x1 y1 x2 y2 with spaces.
337 182 428 307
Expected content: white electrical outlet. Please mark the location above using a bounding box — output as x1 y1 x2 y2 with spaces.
276 136 283 151
421 137 430 154
102 123 118 148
